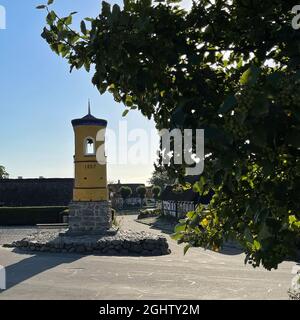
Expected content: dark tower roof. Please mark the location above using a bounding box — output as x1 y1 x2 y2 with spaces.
72 101 107 127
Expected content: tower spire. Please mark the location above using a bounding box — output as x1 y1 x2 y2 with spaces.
88 99 91 115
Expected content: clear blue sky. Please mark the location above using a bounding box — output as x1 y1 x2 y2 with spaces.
0 0 163 184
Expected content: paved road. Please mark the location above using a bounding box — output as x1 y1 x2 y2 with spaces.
0 215 298 300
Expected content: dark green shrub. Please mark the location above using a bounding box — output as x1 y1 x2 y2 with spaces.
119 186 132 200
152 186 161 199
0 206 67 226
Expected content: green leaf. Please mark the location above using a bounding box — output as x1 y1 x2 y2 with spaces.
174 221 187 233
289 215 297 225
84 61 90 72
112 4 121 17
257 223 271 242
50 43 59 54
240 65 260 85
102 1 111 17
244 228 253 243
36 5 46 9
193 176 206 194
184 244 191 255
122 109 129 117
123 0 130 10
171 232 183 241
96 82 108 95
47 0 54 4
46 11 56 25
61 46 69 57
186 211 196 219
125 95 133 107
182 183 192 191
190 213 201 228
219 94 237 114
252 240 261 251
81 20 87 35
41 27 51 41
65 15 72 25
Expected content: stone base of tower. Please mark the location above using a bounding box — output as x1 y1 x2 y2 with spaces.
63 201 115 236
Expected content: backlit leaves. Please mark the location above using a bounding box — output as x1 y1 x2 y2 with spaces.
240 66 260 86
39 0 300 270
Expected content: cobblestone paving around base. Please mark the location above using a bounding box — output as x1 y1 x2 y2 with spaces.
0 227 42 245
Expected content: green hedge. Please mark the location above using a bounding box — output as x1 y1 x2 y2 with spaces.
0 206 68 226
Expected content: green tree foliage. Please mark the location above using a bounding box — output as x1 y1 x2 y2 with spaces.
38 0 300 269
119 186 132 201
0 166 9 179
137 185 147 207
137 186 147 199
149 165 176 189
152 185 162 206
152 185 162 199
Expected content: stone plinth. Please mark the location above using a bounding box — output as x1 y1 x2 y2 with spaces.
66 201 112 235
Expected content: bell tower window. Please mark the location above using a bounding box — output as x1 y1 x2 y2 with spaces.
84 137 95 156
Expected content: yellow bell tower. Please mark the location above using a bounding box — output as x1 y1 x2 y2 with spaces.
66 102 112 235
72 101 108 201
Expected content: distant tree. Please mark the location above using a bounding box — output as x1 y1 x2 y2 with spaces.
136 186 147 208
119 186 132 206
0 166 8 179
152 185 161 199
149 165 176 190
152 185 161 206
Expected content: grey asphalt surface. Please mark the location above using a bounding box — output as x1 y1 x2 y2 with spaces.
0 215 298 300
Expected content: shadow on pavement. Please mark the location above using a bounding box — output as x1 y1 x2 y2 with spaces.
135 217 177 235
3 244 172 291
136 217 244 256
4 250 81 290
218 244 243 256
116 210 141 216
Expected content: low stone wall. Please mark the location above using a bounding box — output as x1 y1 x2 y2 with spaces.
5 229 171 256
